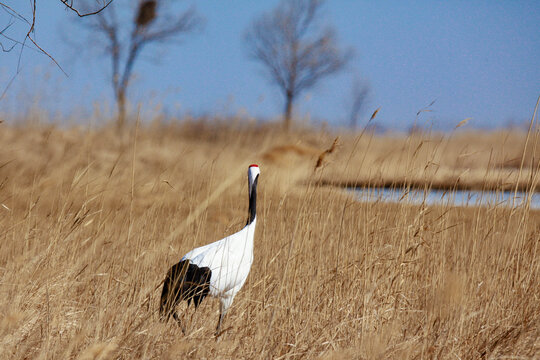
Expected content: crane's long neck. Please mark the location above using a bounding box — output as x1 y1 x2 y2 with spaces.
246 177 258 226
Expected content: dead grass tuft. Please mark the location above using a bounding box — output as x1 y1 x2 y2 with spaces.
315 137 339 170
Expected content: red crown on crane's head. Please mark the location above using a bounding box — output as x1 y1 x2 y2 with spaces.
249 164 259 168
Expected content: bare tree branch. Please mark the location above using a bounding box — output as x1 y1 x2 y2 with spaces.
0 17 17 52
22 0 68 75
1 0 116 80
245 0 351 131
1 0 116 103
60 0 114 17
1 3 56 55
0 3 31 25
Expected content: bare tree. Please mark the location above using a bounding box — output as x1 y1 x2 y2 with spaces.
245 0 351 131
82 0 201 128
348 77 370 130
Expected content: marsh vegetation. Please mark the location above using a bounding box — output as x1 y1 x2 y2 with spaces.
0 119 538 358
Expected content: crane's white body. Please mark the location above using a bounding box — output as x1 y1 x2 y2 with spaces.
182 219 256 310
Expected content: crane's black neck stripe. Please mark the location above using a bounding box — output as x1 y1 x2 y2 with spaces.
247 176 258 225
159 260 212 321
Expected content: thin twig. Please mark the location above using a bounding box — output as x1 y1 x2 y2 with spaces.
23 0 68 76
60 0 114 17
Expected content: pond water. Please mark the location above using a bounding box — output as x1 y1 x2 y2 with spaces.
351 187 540 210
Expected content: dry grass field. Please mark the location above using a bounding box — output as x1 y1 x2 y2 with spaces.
0 119 539 359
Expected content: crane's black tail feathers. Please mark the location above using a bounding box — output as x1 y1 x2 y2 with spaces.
159 260 211 321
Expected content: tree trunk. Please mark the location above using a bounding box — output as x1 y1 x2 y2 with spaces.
284 92 293 132
117 89 126 130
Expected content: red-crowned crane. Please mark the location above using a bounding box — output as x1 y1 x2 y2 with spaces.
160 164 260 336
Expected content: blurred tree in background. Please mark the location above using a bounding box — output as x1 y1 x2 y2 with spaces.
245 0 351 131
80 0 202 128
348 77 370 130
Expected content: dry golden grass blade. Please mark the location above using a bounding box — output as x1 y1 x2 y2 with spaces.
455 117 472 129
369 107 381 122
315 137 340 170
416 99 437 116
512 94 540 208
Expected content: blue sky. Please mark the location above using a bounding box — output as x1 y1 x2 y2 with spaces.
1 0 539 130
